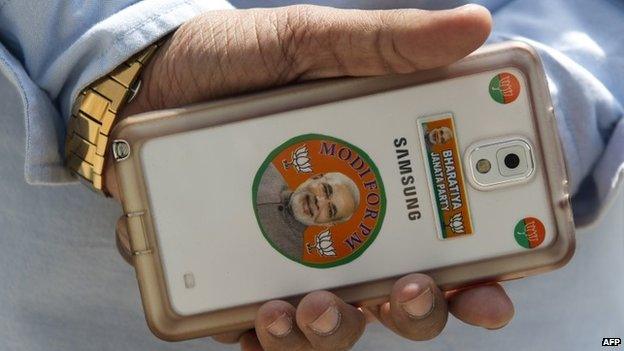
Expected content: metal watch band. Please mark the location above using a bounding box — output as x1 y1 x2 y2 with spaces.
65 42 161 194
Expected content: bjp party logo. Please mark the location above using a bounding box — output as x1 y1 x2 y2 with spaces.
489 72 521 104
514 217 545 249
252 134 386 268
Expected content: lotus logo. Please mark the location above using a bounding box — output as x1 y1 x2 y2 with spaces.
282 145 313 173
306 230 336 257
446 212 465 234
489 72 520 104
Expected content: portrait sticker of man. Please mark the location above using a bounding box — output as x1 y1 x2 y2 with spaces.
255 164 360 260
427 126 454 146
252 135 386 268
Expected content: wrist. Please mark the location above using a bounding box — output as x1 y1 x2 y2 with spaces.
118 40 169 119
120 25 197 119
66 41 164 195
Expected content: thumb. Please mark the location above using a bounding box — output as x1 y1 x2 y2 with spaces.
292 4 493 79
123 4 491 116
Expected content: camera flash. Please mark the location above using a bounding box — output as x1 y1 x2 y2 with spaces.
476 159 491 174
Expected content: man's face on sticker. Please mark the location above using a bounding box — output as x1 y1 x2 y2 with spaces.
428 127 453 145
289 172 360 226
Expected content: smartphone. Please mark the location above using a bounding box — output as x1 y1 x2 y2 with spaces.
111 42 575 340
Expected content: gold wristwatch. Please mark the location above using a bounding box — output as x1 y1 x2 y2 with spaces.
65 42 161 195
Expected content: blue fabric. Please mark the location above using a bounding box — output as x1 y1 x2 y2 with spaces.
484 0 624 222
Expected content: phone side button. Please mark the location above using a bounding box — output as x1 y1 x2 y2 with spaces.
124 210 152 257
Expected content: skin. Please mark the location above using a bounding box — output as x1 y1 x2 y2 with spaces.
288 173 358 226
107 4 515 350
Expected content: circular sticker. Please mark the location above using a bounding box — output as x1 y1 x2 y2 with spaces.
489 72 521 104
514 217 545 249
252 134 386 268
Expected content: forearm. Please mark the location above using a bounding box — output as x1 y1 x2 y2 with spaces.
0 0 232 185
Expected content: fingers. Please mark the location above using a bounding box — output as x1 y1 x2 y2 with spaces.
239 331 264 351
448 283 515 330
110 4 492 197
283 4 493 79
110 3 492 196
255 300 311 350
212 330 248 344
296 291 366 351
375 274 448 341
255 292 366 351
224 283 512 351
123 4 491 116
213 330 265 351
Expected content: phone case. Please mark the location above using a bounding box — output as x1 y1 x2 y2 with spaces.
111 42 575 341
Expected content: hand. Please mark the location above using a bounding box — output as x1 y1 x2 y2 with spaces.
110 4 514 350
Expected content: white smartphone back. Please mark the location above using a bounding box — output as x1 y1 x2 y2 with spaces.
139 67 556 316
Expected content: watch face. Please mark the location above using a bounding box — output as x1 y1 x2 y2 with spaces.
252 134 386 268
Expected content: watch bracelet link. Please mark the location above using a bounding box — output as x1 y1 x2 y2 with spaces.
65 42 162 194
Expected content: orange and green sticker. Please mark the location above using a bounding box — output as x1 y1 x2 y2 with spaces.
252 134 386 268
419 114 473 239
514 217 545 249
489 72 521 104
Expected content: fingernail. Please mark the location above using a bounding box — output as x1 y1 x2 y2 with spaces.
400 284 434 319
457 3 484 11
267 313 293 338
485 321 510 331
308 306 341 336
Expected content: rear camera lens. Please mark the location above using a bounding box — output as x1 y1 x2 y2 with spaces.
504 153 520 169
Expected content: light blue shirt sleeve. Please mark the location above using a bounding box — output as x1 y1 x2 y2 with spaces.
483 0 624 223
0 0 232 184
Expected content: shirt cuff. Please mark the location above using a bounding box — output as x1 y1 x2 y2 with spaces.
62 0 234 120
31 0 233 185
